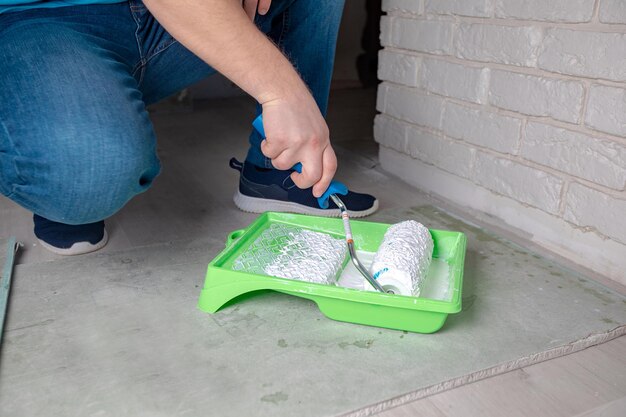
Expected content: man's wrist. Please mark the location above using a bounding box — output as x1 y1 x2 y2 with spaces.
256 71 310 106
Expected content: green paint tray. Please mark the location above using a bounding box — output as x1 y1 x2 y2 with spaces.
198 212 467 333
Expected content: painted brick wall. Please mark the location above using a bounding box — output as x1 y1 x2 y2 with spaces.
375 0 626 284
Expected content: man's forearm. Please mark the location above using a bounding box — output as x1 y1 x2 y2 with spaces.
144 0 338 196
143 0 307 105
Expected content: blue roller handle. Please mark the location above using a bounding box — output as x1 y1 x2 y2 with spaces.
252 115 348 209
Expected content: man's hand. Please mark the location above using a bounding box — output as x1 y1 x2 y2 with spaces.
242 0 272 20
260 94 337 198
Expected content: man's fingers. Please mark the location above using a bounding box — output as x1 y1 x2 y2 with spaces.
312 146 338 198
258 0 272 15
291 156 323 191
260 139 282 159
242 0 258 20
242 0 269 19
271 151 297 170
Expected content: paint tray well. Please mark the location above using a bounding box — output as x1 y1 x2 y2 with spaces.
198 212 467 333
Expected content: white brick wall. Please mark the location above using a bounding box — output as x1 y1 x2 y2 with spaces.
522 123 626 190
382 83 444 130
379 15 392 47
585 85 626 137
473 152 564 214
488 71 585 123
406 126 475 178
376 0 626 284
443 102 521 153
538 29 626 82
392 18 455 55
378 50 421 87
374 114 408 154
495 0 595 23
564 183 626 245
420 59 489 103
454 23 543 67
599 0 626 24
382 0 423 14
425 0 491 18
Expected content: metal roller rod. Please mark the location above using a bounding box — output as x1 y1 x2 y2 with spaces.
330 194 389 294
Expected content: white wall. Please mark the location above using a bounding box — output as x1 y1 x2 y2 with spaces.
375 0 626 285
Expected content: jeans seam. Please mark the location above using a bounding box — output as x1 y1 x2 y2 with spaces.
128 0 146 85
128 1 178 88
133 38 178 89
142 38 178 69
0 118 26 198
277 8 290 49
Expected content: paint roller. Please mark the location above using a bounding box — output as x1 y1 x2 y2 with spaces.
251 115 433 296
367 220 433 296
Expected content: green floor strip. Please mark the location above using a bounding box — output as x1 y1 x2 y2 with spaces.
1 237 18 341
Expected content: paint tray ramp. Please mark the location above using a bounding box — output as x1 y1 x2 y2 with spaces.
198 212 466 333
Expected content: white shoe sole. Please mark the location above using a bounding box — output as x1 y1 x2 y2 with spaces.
233 191 379 218
38 230 109 256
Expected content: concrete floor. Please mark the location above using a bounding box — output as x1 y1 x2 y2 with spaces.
379 336 626 417
0 89 624 416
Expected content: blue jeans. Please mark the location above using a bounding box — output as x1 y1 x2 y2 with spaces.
0 0 344 224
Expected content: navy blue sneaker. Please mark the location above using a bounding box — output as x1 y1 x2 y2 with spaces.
33 214 108 255
230 158 378 217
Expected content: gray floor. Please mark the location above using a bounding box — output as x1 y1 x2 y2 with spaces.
379 336 626 417
0 89 624 416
